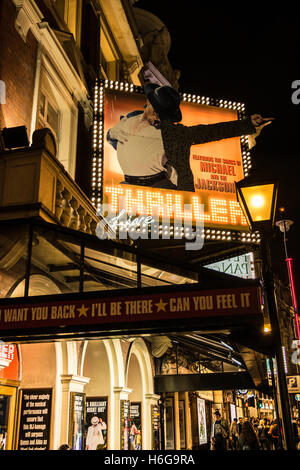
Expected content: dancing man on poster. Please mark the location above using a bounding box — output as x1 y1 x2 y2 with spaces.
107 84 274 191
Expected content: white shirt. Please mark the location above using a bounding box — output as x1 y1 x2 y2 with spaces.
86 422 107 450
109 113 178 185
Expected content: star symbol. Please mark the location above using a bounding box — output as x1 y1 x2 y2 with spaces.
77 304 89 317
155 298 168 313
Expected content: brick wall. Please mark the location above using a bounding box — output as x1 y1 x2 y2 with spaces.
0 0 38 136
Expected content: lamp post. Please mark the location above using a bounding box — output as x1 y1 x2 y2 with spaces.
235 171 295 450
275 216 300 342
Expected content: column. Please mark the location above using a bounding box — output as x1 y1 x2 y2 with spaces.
111 386 132 450
144 393 161 450
174 392 181 450
59 374 90 447
184 392 192 450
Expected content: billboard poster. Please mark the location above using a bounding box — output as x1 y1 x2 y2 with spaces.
129 402 142 450
85 397 108 450
230 403 237 421
17 388 52 450
102 85 249 231
197 398 207 445
151 404 160 450
120 399 130 450
69 392 85 450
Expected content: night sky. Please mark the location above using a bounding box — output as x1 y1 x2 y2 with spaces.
135 1 300 299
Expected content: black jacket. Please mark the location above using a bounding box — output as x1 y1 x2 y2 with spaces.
161 118 256 191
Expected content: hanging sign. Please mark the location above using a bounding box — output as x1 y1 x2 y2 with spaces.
0 285 262 334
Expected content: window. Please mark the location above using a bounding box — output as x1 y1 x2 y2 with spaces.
35 65 78 178
38 92 60 144
54 0 66 19
54 0 82 44
100 19 120 81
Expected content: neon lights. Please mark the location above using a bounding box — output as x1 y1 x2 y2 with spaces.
286 257 300 340
210 199 228 223
104 185 248 227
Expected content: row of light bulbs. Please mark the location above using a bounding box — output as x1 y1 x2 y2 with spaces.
92 79 256 240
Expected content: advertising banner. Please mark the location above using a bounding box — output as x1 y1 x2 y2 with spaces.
197 398 207 445
129 402 142 450
151 404 160 450
120 400 130 450
17 388 52 450
69 392 85 450
0 285 261 332
85 397 108 450
102 86 248 231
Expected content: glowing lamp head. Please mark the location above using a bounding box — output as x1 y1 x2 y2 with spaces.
251 195 265 208
235 172 278 231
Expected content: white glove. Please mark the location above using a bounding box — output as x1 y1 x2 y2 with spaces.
248 121 272 149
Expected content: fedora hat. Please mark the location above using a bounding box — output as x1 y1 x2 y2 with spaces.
91 416 99 425
144 84 182 122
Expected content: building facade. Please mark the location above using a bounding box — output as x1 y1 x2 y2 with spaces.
1 0 292 452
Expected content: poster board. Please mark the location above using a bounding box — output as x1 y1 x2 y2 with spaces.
17 388 52 450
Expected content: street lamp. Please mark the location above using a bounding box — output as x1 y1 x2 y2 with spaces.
235 171 278 232
276 215 300 342
235 172 295 450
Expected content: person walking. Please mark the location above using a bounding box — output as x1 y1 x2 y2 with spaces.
269 419 281 450
257 419 270 450
210 410 229 451
238 421 260 450
229 418 239 450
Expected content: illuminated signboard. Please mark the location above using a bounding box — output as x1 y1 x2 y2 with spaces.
205 253 256 279
93 80 257 239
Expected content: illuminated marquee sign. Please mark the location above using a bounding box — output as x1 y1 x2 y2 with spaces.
92 80 257 239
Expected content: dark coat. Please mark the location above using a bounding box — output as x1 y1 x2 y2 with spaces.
160 118 256 191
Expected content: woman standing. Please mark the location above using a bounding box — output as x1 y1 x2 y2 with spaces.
238 421 260 450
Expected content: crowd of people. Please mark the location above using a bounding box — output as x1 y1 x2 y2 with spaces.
211 410 300 450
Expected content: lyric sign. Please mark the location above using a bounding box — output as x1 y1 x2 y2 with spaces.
0 286 261 332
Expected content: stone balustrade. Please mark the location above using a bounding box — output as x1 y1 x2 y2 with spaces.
0 128 100 236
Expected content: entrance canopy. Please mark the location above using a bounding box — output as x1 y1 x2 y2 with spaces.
0 219 263 342
0 218 271 391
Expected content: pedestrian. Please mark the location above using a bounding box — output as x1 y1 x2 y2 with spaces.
264 418 272 449
268 419 281 450
257 419 269 450
58 444 71 450
292 418 299 449
107 84 274 191
210 410 229 450
296 418 300 449
237 417 243 435
238 421 260 450
229 418 239 450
